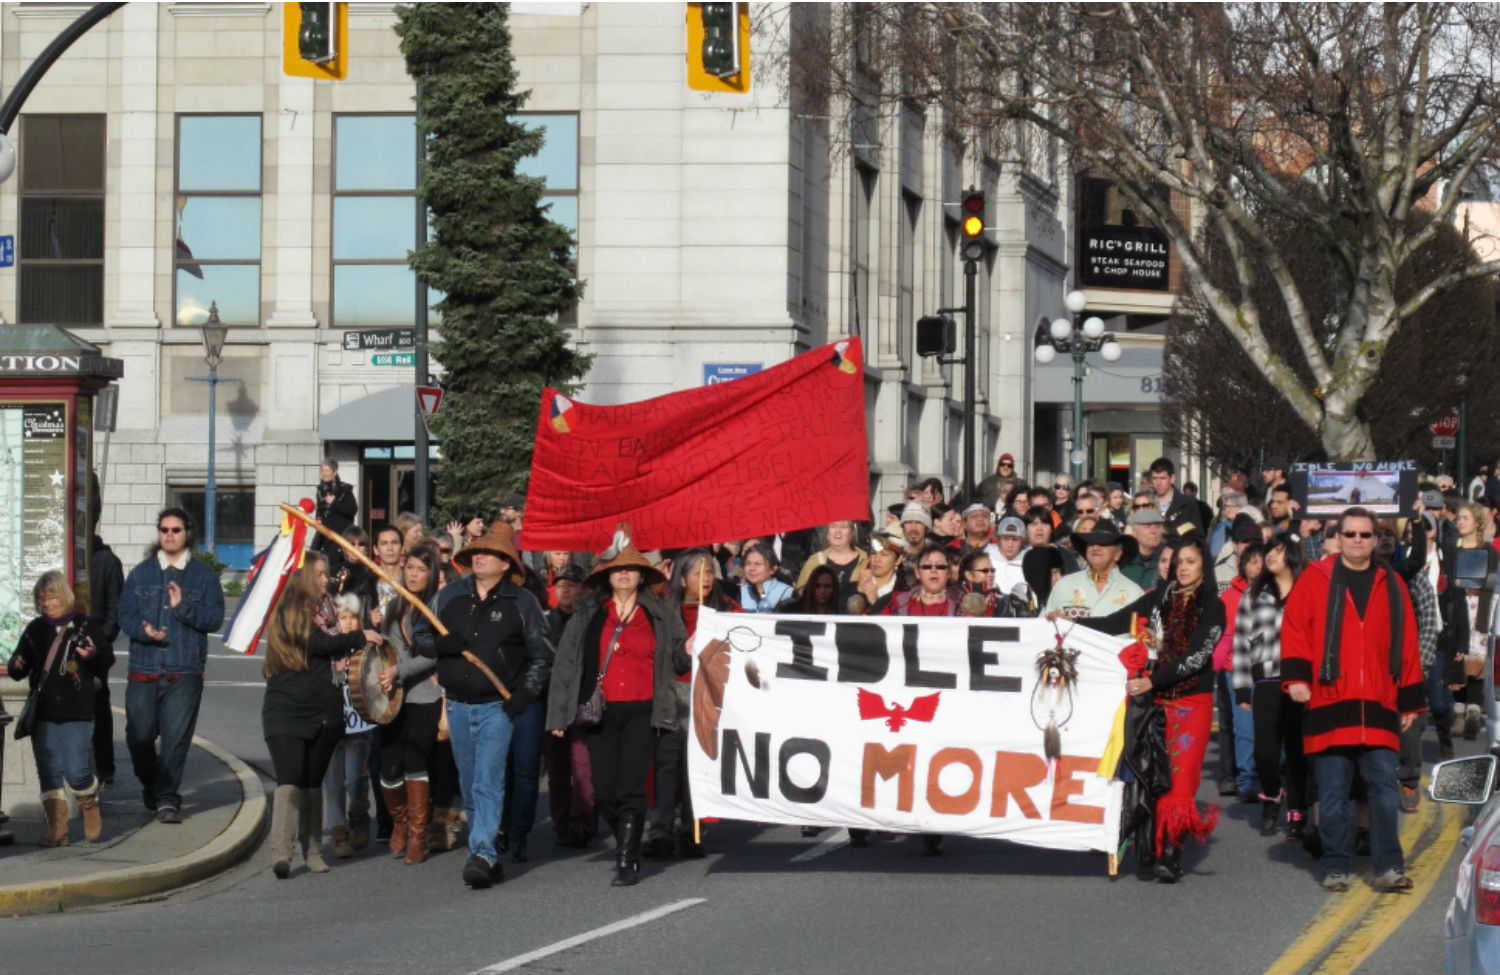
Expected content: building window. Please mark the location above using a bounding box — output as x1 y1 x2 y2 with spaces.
517 112 579 246
898 192 920 365
168 485 256 570
333 114 421 327
19 115 105 325
175 115 262 327
850 165 876 338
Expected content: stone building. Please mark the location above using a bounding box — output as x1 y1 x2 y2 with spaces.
0 2 1176 567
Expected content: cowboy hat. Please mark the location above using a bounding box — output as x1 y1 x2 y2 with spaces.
452 521 526 583
1069 521 1139 562
585 522 667 589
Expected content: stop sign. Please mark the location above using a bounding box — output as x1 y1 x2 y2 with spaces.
1430 409 1460 437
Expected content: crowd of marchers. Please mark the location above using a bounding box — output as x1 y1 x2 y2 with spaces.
9 453 1499 894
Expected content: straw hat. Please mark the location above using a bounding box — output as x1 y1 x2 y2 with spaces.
585 522 666 589
453 521 525 583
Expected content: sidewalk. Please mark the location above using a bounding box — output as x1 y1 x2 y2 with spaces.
0 730 266 916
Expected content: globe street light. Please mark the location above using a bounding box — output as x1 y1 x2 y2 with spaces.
1034 290 1122 482
199 302 227 554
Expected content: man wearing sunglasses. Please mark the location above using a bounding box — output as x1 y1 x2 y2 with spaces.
1281 506 1426 893
117 507 226 824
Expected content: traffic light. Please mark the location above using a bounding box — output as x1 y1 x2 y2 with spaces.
688 2 750 93
284 2 347 81
960 189 986 261
916 316 957 357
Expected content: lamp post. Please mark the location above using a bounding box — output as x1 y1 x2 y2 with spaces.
199 302 228 555
1033 290 1121 483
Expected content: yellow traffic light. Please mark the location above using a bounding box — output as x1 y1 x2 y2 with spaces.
283 2 347 81
687 2 750 94
963 215 983 237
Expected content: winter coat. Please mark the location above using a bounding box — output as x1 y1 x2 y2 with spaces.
417 573 553 706
261 624 366 740
1280 558 1426 754
89 537 124 644
7 615 112 723
546 590 688 734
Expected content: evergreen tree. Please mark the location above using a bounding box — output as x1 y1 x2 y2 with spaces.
396 3 588 522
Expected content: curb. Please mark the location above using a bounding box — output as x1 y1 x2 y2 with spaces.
0 731 267 916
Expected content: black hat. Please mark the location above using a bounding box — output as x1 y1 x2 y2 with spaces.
1230 512 1262 544
554 564 586 584
499 492 526 511
1069 522 1139 562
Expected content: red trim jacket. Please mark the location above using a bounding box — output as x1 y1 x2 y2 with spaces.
1280 558 1426 754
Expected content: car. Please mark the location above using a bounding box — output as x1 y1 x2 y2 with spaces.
1431 754 1500 975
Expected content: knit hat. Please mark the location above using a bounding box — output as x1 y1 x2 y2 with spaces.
962 502 992 519
900 501 932 529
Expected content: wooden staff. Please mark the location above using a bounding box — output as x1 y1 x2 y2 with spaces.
279 502 448 636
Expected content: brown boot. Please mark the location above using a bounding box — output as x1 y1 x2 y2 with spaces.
76 781 103 842
381 782 409 858
39 790 69 848
427 806 452 852
405 779 430 865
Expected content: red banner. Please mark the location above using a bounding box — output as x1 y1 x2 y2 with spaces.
523 339 869 551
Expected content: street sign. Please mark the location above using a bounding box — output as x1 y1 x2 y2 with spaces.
1430 409 1460 437
703 362 762 385
1433 435 1456 450
416 385 443 416
344 328 414 351
370 352 415 367
0 235 13 268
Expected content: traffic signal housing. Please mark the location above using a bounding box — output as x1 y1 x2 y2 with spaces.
960 190 987 261
916 315 957 357
688 2 751 93
284 2 347 80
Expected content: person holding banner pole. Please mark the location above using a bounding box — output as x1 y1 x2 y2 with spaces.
1072 537 1225 883
262 553 380 879
548 524 689 886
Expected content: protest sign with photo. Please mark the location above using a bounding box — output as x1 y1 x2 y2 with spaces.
1287 460 1418 517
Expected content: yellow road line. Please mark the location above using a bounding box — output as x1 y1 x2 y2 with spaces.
1263 794 1437 975
1317 802 1464 974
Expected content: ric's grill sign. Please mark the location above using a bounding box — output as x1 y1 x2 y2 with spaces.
688 610 1130 853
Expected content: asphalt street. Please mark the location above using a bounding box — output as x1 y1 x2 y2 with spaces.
0 644 1475 975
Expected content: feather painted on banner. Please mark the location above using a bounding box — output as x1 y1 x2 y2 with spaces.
222 499 314 654
550 394 574 433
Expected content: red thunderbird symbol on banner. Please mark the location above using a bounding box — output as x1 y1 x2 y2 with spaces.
857 688 941 732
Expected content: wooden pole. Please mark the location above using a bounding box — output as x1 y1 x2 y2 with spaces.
279 501 448 636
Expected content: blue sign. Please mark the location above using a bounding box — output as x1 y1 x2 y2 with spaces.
703 362 762 385
0 236 13 268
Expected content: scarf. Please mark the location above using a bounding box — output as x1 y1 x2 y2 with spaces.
43 610 76 628
1158 585 1201 664
1321 559 1404 683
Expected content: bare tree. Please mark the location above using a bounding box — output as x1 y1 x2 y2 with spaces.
764 3 1500 460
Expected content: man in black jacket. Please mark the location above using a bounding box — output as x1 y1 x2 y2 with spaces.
89 531 124 782
1147 457 1205 535
416 522 552 889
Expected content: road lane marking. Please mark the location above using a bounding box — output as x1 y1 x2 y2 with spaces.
1317 802 1464 974
468 898 706 975
1263 790 1441 975
790 828 851 862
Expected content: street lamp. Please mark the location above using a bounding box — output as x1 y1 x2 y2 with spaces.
1034 289 1121 483
199 301 227 555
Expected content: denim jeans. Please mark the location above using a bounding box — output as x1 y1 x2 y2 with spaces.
125 674 204 812
33 719 95 793
1427 654 1455 734
500 697 544 845
1314 746 1403 875
1229 674 1260 795
446 698 513 867
322 731 372 830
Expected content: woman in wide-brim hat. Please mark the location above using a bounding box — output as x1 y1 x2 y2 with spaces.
547 523 686 887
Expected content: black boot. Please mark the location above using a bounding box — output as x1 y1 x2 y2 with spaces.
1260 799 1281 837
1154 842 1183 883
612 812 643 887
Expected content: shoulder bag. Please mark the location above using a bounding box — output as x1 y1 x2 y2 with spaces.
575 605 635 727
15 623 72 741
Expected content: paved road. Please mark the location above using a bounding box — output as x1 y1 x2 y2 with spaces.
0 646 1473 975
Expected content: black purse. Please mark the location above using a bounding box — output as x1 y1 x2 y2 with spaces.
575 607 635 727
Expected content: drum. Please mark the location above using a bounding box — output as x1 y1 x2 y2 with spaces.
347 641 403 725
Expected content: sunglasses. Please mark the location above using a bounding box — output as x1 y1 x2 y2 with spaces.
1340 530 1375 539
998 462 1013 468
918 563 949 571
1076 507 1098 515
158 526 184 535
970 567 995 575
1132 504 1152 511
437 547 452 555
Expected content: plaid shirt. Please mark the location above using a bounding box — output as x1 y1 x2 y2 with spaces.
1231 587 1285 704
1405 569 1439 671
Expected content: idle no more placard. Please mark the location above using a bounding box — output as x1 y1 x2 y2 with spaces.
687 609 1131 854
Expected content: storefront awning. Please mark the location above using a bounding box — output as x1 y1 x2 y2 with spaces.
318 385 417 443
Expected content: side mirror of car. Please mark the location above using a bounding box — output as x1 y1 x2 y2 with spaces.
1430 754 1497 805
1455 548 1495 592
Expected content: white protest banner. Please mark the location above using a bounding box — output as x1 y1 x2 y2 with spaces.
688 610 1131 854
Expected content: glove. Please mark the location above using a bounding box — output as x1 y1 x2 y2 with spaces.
502 687 535 718
435 629 465 658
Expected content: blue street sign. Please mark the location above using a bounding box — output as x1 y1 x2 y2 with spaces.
0 236 14 268
703 362 762 385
